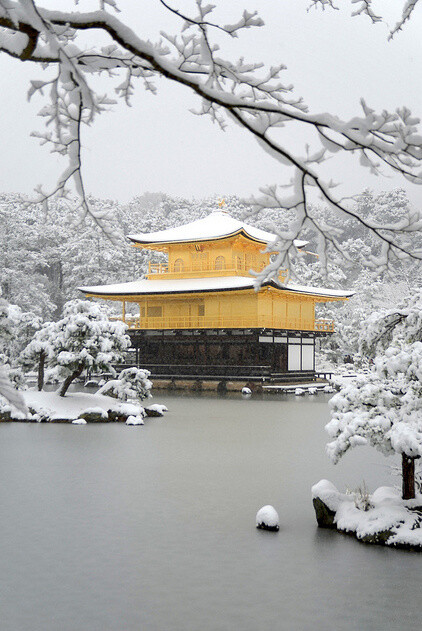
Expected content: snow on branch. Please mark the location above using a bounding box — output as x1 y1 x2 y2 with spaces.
389 1 420 38
1 1 422 267
310 0 421 37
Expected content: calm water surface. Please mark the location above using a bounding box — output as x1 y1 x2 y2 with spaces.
0 391 420 631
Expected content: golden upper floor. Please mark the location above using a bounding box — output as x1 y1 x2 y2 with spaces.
127 210 304 281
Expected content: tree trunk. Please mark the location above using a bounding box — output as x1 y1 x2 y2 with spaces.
37 350 46 391
59 365 84 397
402 454 416 500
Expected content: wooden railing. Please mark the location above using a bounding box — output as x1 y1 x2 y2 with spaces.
148 261 288 279
118 315 334 332
314 319 335 332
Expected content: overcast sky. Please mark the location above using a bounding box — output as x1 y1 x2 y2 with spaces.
0 0 421 207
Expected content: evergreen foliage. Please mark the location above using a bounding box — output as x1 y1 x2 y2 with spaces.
327 291 422 498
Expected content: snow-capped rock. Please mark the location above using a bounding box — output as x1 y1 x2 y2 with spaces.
256 505 279 532
308 387 317 395
242 387 252 395
295 388 305 396
72 418 87 425
144 404 168 417
80 407 108 422
125 415 145 426
312 480 422 549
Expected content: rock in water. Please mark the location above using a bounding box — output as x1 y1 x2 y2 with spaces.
295 387 305 396
256 505 279 532
72 418 87 425
126 415 145 426
242 387 252 395
144 404 168 417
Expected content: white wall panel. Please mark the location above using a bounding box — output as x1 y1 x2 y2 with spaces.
288 344 301 371
302 345 314 370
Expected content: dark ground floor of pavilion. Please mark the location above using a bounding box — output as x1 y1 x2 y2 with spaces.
124 328 328 381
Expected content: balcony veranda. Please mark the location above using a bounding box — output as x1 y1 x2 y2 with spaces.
111 314 334 332
147 261 288 281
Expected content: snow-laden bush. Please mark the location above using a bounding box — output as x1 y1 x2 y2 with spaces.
98 367 152 402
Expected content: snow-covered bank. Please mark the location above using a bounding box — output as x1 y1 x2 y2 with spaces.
312 479 422 550
0 390 164 423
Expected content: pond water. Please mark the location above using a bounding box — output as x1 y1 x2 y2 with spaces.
0 391 420 631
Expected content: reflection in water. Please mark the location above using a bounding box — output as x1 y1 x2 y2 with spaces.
0 392 419 631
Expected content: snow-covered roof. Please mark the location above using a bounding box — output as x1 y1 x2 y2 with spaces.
80 276 354 299
127 210 308 249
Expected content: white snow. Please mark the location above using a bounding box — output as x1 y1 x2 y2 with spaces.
311 479 344 512
146 403 168 413
295 388 305 396
313 480 422 547
256 505 279 530
22 390 144 420
242 387 252 395
114 401 146 417
80 406 108 418
287 282 354 299
72 418 87 425
127 210 308 249
125 415 145 425
80 275 353 299
263 382 328 392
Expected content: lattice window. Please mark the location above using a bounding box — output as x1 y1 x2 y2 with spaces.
147 306 163 317
215 255 226 270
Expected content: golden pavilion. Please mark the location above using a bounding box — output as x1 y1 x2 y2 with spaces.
80 210 352 380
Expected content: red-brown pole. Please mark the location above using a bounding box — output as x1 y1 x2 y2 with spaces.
402 454 416 500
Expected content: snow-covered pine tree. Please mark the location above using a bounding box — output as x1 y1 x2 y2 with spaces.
20 321 58 391
326 291 422 499
21 300 131 397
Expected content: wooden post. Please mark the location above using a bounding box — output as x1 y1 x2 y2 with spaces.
122 300 126 324
402 453 416 500
37 350 46 391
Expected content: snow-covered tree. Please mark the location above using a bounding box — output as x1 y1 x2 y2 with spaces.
1 1 422 271
19 320 57 391
0 289 29 413
0 295 41 364
20 299 131 397
53 300 131 396
326 291 422 499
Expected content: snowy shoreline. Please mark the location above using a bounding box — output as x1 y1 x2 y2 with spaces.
0 390 167 424
312 479 422 551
